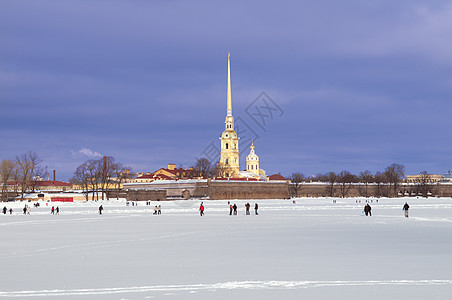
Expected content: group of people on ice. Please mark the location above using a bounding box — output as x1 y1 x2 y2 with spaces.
50 206 60 215
229 202 259 215
2 207 13 214
198 202 260 217
153 205 162 215
363 202 410 217
2 200 413 218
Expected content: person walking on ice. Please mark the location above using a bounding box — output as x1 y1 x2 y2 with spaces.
245 203 250 215
403 202 410 218
98 205 103 215
364 204 372 216
254 203 259 215
51 206 55 214
56 206 59 215
199 202 205 216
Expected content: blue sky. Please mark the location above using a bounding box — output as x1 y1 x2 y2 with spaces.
1 0 451 180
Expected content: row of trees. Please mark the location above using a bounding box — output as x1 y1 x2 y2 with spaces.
191 158 234 178
288 163 407 198
1 152 131 202
71 157 132 200
1 154 440 201
1 151 47 201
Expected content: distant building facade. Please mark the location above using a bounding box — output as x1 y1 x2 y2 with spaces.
406 174 444 183
443 169 452 182
134 164 197 183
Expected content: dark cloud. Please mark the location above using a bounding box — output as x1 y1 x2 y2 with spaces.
1 0 451 179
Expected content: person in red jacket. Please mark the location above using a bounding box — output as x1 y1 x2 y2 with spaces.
199 202 205 216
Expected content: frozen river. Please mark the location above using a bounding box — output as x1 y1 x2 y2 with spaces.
1 197 451 299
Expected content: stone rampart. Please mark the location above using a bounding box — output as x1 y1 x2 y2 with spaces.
127 189 167 201
208 180 289 200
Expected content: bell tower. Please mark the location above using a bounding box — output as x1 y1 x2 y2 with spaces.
219 52 240 177
246 141 259 176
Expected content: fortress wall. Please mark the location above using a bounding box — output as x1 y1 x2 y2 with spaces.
126 190 167 201
208 181 289 200
123 181 452 201
291 183 452 198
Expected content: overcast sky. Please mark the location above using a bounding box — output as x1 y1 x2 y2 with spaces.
1 0 451 180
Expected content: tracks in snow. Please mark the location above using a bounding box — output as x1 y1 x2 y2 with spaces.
0 279 451 297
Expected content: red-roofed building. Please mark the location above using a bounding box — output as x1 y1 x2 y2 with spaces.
4 180 72 193
134 164 198 183
267 174 286 181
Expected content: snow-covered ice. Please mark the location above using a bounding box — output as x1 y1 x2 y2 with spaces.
0 197 451 299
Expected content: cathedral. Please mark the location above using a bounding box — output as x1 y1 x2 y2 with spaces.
218 53 266 180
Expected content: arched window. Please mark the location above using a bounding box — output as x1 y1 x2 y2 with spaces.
226 159 229 165
226 143 229 149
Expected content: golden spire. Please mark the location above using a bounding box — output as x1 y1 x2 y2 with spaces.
227 52 232 116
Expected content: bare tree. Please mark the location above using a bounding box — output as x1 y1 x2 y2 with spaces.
84 159 101 200
288 172 305 198
193 158 214 178
359 170 373 198
214 162 234 178
73 157 129 201
112 164 133 200
417 171 431 197
71 162 90 201
311 173 329 182
15 151 47 200
337 170 357 198
1 159 16 201
326 172 337 197
384 163 405 197
374 171 388 198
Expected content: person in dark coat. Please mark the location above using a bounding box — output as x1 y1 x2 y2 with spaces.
99 205 103 215
2 207 6 214
254 203 259 215
364 204 372 216
245 203 250 215
232 204 237 215
229 204 233 215
23 206 27 215
56 206 59 215
403 202 410 218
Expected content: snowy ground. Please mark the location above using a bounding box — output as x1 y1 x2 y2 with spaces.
0 197 451 299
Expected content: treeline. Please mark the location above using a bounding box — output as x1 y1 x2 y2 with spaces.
1 152 131 202
288 163 410 198
0 151 47 201
70 157 132 201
